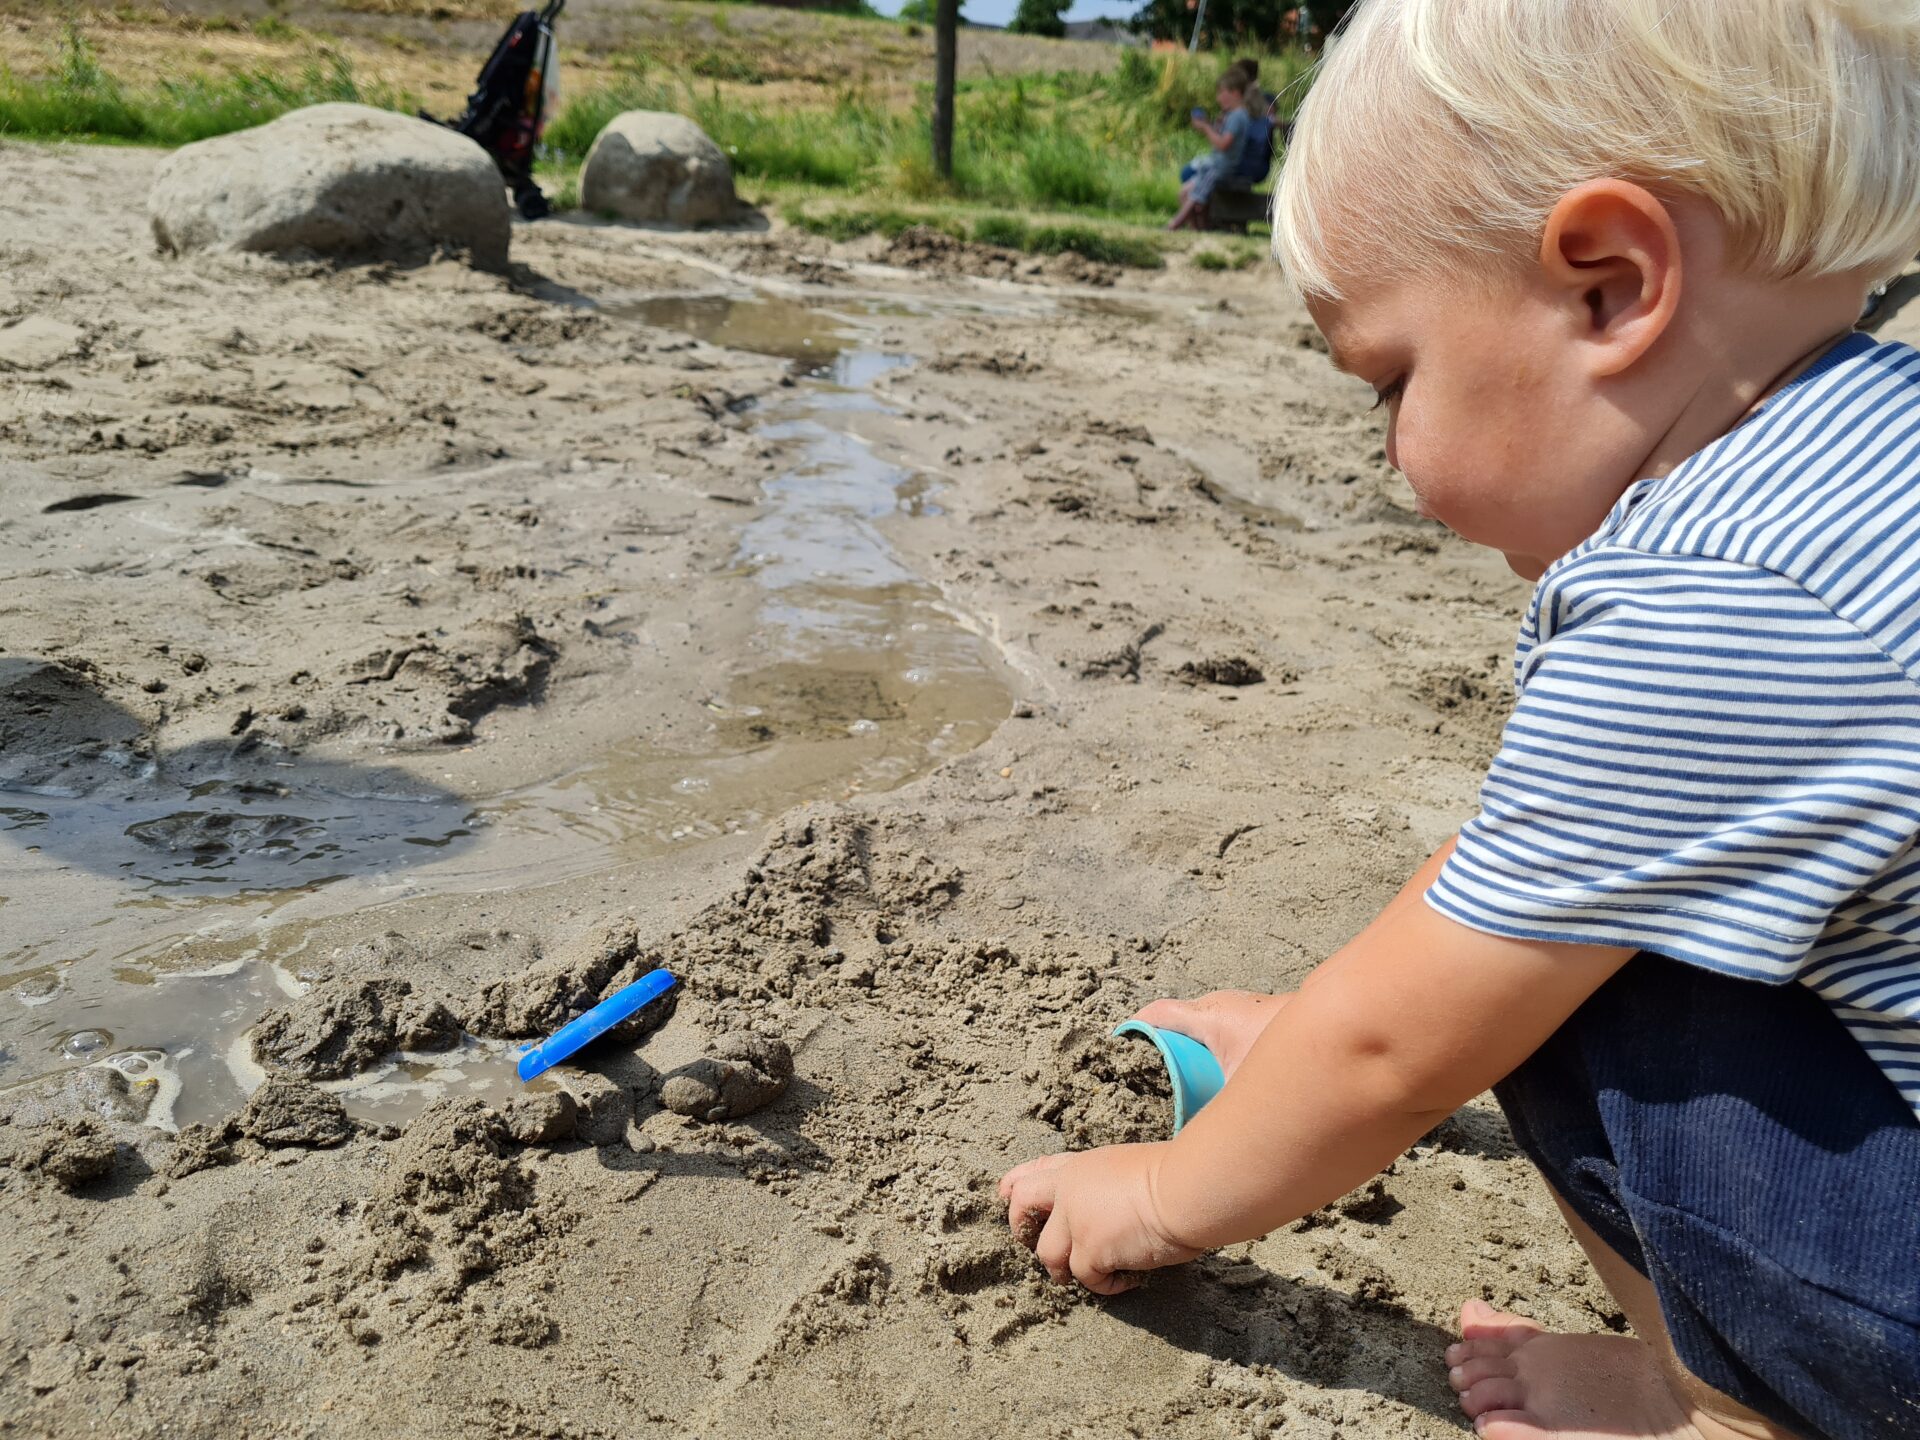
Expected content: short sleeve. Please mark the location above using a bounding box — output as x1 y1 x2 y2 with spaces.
1427 554 1920 980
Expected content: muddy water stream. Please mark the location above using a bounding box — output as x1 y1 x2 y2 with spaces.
0 289 1011 1129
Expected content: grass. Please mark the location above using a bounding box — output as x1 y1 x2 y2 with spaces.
0 26 409 146
1192 245 1261 271
536 46 1313 224
784 201 1165 269
781 203 939 243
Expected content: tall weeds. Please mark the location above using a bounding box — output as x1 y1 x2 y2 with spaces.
0 27 408 146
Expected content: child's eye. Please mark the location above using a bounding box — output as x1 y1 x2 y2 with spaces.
1369 379 1405 412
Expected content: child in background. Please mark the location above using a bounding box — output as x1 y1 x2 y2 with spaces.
1168 61 1258 232
1003 4 1920 1438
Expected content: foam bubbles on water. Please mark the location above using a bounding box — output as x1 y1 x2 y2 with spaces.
60 1028 111 1060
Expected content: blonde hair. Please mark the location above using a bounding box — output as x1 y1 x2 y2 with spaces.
1273 0 1920 298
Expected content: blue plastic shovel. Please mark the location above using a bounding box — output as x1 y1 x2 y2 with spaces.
1111 1018 1226 1132
516 968 677 1082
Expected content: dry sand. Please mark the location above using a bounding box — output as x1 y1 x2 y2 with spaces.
1 140 1645 1438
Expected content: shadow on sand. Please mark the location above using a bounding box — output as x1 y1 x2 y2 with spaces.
0 655 477 896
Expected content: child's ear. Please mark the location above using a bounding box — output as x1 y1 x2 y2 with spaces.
1538 179 1682 377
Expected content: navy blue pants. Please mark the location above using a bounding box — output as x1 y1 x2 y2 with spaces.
1494 955 1920 1440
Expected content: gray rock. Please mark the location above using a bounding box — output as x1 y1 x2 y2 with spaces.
660 1033 793 1122
149 103 510 271
579 111 737 226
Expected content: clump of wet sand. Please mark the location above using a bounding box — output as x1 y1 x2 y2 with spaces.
1033 1027 1175 1148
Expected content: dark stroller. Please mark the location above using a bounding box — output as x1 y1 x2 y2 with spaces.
426 0 564 220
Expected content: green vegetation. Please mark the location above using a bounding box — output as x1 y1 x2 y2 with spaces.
1192 244 1260 271
896 0 960 22
539 47 1308 224
0 27 407 146
781 203 941 242
785 202 1164 269
0 26 1307 238
1008 0 1070 38
1130 0 1358 48
970 213 1164 267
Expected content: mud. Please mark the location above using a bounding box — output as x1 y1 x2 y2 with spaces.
1034 1028 1177 1147
661 1032 794 1121
230 1073 353 1147
0 138 1741 1439
469 917 676 1043
252 977 461 1080
1178 655 1266 687
1 1118 122 1190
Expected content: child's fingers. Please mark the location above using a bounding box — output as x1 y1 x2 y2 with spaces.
1071 1250 1139 1296
1034 1209 1074 1285
998 1153 1065 1200
1000 1156 1064 1250
1133 996 1198 1029
1011 1205 1047 1249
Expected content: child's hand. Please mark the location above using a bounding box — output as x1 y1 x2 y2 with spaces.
1132 990 1292 1079
999 1143 1202 1294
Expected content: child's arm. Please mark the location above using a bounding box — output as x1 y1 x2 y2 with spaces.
1127 842 1457 1077
1000 839 1635 1293
1190 117 1236 150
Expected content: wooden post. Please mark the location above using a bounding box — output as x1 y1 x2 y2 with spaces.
933 0 958 179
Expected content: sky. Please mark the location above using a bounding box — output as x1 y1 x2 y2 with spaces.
866 0 1142 30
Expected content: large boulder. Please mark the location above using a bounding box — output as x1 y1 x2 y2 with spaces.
150 103 511 271
580 111 737 226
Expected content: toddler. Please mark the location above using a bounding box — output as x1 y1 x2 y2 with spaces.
1001 4 1920 1437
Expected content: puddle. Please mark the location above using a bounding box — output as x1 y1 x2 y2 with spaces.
608 292 910 385
0 284 1012 1131
607 285 1153 383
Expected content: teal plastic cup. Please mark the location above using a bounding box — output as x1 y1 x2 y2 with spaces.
1112 1019 1226 1132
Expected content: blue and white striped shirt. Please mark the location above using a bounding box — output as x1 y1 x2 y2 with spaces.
1428 333 1920 1118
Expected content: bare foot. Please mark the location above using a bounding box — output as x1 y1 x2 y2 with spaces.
1444 1299 1717 1439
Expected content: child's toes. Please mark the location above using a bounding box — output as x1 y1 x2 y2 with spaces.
1447 1355 1516 1394
1458 1298 1546 1342
1445 1335 1525 1367
1471 1410 1543 1440
1457 1376 1526 1419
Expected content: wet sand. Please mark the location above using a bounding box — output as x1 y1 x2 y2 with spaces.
5 140 1617 1438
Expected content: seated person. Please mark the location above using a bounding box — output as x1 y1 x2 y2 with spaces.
1169 62 1259 232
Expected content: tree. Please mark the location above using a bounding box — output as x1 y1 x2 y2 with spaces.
1008 0 1070 37
897 0 955 22
1128 0 1356 48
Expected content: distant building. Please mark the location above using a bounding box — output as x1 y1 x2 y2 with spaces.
1063 17 1141 42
